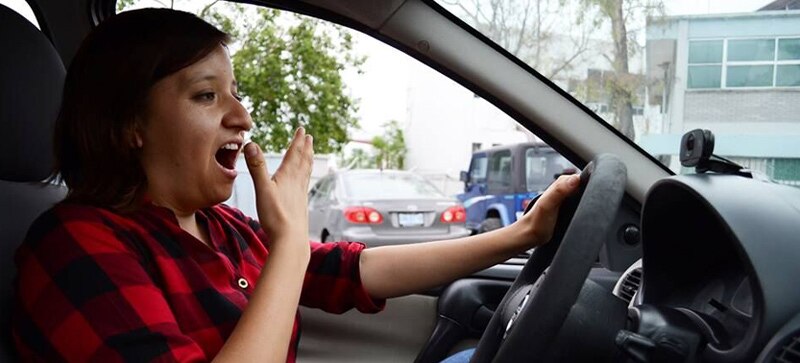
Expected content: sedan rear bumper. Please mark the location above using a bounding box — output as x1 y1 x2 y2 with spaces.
339 226 471 247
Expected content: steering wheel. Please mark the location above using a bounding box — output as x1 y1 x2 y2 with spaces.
470 154 627 363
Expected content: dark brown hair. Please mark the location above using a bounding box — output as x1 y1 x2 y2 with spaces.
53 8 231 211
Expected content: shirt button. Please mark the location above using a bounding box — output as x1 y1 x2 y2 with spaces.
237 277 249 289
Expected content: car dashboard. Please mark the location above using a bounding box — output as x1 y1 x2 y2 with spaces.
618 173 800 362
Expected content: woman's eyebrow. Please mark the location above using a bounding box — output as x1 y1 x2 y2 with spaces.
183 74 217 88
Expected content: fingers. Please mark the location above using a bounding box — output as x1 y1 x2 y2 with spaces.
534 174 581 214
275 128 314 183
244 142 271 197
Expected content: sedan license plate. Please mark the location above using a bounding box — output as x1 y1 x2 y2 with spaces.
398 213 424 227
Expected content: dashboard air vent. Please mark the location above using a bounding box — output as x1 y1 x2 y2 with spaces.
773 334 800 363
618 267 642 303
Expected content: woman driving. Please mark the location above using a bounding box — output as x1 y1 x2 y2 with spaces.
12 8 580 362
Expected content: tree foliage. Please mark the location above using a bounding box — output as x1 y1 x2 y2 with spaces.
340 148 376 169
371 120 406 170
229 9 364 153
340 120 406 170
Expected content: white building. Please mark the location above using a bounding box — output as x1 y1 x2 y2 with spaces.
642 3 800 184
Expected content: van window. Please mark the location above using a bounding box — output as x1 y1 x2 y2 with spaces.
487 150 512 189
548 153 575 179
470 155 488 184
526 149 548 191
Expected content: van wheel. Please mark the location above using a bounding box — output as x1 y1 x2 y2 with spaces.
478 217 502 234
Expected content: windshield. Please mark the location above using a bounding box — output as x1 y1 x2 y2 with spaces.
343 172 447 200
436 0 800 187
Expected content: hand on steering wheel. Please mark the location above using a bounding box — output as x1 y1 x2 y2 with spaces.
470 154 627 363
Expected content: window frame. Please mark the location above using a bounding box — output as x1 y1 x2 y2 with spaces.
688 36 800 90
469 154 489 185
486 149 513 193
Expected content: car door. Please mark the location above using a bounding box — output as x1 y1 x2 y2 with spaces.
460 153 488 232
308 176 334 242
485 149 514 226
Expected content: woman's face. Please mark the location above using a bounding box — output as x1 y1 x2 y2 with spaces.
138 45 252 213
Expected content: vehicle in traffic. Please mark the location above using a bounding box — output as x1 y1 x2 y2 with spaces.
458 142 576 234
308 169 470 247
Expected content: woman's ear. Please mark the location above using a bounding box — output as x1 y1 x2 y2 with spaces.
127 121 144 149
134 131 143 148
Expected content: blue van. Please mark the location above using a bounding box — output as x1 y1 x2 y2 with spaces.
457 142 576 234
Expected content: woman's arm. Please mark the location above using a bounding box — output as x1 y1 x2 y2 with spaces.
359 174 580 300
214 129 314 363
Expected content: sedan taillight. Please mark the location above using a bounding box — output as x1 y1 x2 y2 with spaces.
440 205 466 223
344 207 383 224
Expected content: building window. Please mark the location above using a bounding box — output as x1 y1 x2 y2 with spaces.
687 37 800 89
777 38 800 86
688 40 723 89
772 158 800 186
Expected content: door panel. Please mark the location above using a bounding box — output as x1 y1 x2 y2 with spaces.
297 295 438 363
297 267 624 362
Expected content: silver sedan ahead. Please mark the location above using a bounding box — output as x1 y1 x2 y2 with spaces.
308 169 471 247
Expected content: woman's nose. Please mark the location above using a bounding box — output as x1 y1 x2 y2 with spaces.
224 95 253 132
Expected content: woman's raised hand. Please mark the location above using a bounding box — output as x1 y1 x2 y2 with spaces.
243 128 314 256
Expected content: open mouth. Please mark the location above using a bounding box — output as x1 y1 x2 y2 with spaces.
215 142 240 171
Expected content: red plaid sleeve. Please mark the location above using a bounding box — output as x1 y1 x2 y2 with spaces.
300 241 385 314
13 207 208 362
219 205 385 314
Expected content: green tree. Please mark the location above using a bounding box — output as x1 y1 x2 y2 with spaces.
371 120 406 170
338 120 406 170
230 8 363 154
340 148 376 169
116 0 135 12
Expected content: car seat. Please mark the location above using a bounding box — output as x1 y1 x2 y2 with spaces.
0 4 67 361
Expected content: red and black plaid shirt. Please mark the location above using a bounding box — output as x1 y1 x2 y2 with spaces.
12 202 385 362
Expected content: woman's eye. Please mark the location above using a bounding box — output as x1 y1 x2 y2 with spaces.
195 92 216 102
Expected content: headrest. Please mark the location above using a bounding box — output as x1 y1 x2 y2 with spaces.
0 5 65 182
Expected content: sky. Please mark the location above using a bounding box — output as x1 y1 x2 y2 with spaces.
0 0 778 141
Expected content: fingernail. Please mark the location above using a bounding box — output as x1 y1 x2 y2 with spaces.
568 174 580 186
244 143 258 157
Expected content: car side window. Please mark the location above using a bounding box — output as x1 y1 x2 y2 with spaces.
470 155 488 185
315 177 334 204
487 150 512 189
308 180 322 202
0 0 41 29
309 177 332 205
526 149 548 192
548 154 576 180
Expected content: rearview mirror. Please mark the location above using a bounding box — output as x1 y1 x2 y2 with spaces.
460 170 470 182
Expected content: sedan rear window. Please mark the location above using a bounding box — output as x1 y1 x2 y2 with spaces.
343 173 445 200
